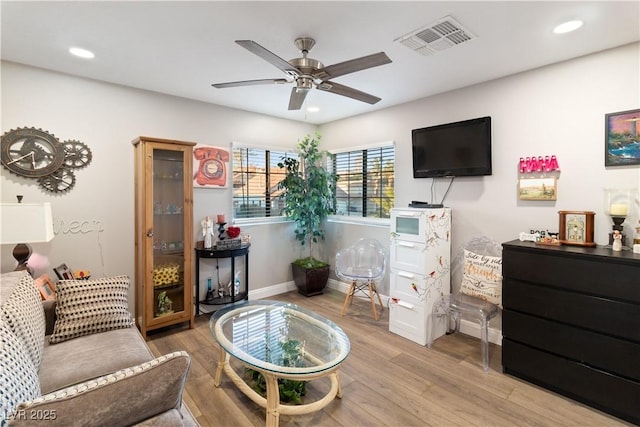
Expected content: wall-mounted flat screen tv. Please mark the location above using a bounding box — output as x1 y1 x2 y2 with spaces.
412 116 492 178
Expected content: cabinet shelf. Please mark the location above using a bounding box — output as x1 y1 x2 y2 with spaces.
153 282 184 291
194 245 250 315
200 291 249 306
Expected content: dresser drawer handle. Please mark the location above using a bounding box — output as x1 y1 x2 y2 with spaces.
398 271 414 279
396 241 415 248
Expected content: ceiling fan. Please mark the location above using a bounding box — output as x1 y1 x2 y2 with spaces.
212 37 392 110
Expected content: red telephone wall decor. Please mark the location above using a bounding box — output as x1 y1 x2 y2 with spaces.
193 145 229 188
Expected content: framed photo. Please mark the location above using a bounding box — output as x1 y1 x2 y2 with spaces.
34 274 56 301
518 177 557 201
53 263 74 280
605 109 640 166
193 145 230 189
558 210 596 247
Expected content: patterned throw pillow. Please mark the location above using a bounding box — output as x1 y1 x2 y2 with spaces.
460 249 503 306
0 319 41 424
49 276 134 344
0 271 46 369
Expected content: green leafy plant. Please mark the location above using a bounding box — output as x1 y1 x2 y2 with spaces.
278 132 337 266
245 340 307 404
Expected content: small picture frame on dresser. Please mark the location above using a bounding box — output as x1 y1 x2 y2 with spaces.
558 210 596 247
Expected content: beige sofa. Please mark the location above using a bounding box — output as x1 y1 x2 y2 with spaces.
0 271 198 426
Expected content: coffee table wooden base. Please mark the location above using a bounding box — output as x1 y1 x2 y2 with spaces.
214 347 343 427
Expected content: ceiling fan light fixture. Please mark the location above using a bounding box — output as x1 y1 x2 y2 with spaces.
296 76 313 91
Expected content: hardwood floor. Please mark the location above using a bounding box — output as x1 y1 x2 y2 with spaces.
146 289 631 426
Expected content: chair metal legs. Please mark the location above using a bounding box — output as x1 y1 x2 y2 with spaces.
341 280 383 320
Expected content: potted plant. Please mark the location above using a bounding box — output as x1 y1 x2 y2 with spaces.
278 133 337 296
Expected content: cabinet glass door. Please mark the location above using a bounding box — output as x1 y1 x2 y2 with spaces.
152 148 185 319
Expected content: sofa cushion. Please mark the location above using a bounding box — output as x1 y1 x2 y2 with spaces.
0 319 41 424
49 275 134 344
14 351 191 427
0 271 46 369
40 326 153 394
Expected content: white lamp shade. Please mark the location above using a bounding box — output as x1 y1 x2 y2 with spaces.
0 202 54 244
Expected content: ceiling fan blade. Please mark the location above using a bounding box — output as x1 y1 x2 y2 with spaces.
235 40 300 76
316 81 381 104
212 78 288 88
288 87 309 110
314 52 391 80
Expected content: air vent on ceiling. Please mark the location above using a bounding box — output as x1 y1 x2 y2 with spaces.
395 16 476 56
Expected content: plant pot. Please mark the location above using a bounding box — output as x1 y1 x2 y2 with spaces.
291 263 329 297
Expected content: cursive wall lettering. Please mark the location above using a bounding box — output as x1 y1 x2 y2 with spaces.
54 218 105 235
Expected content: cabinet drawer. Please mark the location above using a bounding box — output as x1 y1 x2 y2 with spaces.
503 339 640 425
390 208 450 244
390 240 428 273
502 247 640 303
389 302 437 345
503 310 640 380
390 269 449 305
390 240 449 275
504 278 640 342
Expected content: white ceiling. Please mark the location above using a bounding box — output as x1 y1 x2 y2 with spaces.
2 1 639 125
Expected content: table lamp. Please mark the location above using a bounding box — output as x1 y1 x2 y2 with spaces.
0 197 54 275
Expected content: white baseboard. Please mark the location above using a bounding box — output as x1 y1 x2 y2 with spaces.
250 279 502 347
248 281 297 300
459 319 502 346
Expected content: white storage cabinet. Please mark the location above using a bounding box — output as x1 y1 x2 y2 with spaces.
389 207 451 345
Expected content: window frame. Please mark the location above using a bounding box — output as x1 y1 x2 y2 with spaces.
231 142 298 225
329 141 395 222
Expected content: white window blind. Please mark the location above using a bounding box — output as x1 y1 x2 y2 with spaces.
330 143 395 218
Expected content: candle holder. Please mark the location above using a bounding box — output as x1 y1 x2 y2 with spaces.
217 222 226 241
604 188 633 246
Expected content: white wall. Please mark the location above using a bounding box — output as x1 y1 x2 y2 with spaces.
320 42 640 271
0 61 315 308
2 43 639 326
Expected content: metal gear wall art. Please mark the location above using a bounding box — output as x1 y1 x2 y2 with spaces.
1 127 93 194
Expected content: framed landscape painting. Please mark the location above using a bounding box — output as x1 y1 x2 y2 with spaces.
605 109 640 166
518 177 557 201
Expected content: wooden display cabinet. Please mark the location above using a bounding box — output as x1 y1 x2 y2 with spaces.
133 136 196 338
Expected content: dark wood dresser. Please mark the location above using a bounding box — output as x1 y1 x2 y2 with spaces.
501 240 640 424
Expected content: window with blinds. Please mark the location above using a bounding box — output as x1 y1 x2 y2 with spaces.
232 147 297 219
331 144 395 218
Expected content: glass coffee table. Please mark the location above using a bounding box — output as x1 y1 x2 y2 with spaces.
210 300 351 427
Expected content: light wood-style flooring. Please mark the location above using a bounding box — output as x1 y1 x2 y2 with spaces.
147 289 631 427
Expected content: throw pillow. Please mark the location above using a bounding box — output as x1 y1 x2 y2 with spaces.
460 249 503 306
0 271 46 369
0 319 41 424
13 351 190 426
49 276 134 344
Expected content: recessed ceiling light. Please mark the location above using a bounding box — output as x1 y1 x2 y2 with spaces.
306 107 319 113
69 47 95 59
553 20 583 34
